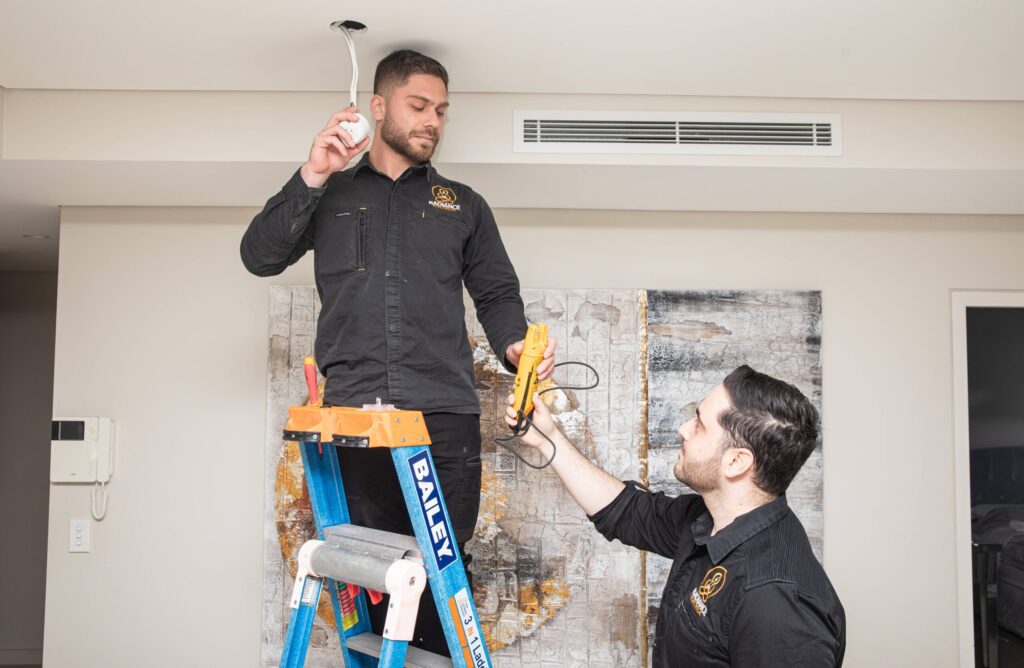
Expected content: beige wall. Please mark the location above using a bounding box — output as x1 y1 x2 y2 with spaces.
6 90 1024 170
3 90 1023 221
46 210 280 667
0 271 57 665
0 86 6 156
47 206 1024 667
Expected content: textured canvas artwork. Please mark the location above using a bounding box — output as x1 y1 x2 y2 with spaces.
259 287 822 667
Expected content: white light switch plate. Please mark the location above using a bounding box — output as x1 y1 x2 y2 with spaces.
69 518 91 553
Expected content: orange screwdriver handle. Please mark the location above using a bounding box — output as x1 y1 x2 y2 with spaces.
302 356 324 454
303 356 320 407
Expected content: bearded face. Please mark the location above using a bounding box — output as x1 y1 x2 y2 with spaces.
378 110 439 164
373 73 448 165
674 442 723 493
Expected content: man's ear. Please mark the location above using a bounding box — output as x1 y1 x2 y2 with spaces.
370 94 386 122
721 447 755 481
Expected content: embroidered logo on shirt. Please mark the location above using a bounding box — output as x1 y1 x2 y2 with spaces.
429 185 462 212
689 566 728 617
699 566 728 600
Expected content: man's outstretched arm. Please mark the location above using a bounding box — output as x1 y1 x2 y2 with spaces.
507 392 698 558
504 392 624 515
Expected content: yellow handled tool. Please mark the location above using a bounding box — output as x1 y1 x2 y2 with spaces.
511 323 548 431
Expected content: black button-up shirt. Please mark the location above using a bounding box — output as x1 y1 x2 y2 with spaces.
241 155 526 413
591 483 845 667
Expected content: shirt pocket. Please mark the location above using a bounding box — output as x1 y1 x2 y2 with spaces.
314 206 370 280
409 210 471 288
676 588 716 645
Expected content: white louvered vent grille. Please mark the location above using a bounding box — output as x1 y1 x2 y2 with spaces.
514 111 841 156
522 120 833 146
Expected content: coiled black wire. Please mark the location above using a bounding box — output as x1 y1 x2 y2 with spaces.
495 361 600 470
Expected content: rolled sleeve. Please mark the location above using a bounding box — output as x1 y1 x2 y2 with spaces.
588 481 701 559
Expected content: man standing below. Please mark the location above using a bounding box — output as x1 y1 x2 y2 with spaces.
241 49 554 656
506 365 844 666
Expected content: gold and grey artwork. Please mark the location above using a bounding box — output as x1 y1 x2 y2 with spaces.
260 287 822 667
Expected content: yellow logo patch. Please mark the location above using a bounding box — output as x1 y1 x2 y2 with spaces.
688 566 728 617
699 566 728 601
433 185 456 204
429 185 462 212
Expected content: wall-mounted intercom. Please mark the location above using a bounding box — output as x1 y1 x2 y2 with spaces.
51 417 114 520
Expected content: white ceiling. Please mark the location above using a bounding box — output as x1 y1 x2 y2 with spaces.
2 0 1024 271
1 0 1023 100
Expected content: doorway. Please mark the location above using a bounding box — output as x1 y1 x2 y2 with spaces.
953 292 1024 668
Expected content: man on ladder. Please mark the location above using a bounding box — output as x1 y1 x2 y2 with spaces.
242 48 556 656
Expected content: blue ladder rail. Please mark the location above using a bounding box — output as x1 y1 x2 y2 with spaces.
278 410 494 667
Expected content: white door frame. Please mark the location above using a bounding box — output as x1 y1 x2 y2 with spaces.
951 290 1024 667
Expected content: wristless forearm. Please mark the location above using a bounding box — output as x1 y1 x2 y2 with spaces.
547 432 625 516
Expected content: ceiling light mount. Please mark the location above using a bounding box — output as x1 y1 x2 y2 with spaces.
328 19 370 144
330 20 367 34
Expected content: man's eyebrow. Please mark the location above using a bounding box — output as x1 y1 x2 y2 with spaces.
406 94 448 109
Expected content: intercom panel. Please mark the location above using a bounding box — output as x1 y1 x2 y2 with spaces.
51 417 114 483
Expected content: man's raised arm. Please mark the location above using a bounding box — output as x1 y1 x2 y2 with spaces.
240 109 369 276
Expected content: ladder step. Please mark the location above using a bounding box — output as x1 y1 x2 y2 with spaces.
325 524 421 559
314 524 424 592
347 632 454 667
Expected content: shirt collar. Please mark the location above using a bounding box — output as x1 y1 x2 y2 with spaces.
692 495 791 564
353 153 436 182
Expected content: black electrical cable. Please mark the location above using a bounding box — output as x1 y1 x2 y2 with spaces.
495 361 600 470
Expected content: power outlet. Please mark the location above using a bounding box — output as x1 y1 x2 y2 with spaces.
69 518 91 553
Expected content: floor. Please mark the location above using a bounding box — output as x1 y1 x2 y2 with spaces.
7 629 1023 667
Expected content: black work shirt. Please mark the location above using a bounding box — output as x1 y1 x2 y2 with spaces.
241 155 526 413
591 483 845 667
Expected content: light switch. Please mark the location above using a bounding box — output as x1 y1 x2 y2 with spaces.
69 518 91 553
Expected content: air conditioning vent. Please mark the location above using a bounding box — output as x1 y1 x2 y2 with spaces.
514 111 841 156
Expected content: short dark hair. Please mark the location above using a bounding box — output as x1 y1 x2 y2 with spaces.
718 365 819 497
373 49 448 96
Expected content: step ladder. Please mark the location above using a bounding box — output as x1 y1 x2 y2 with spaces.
279 400 494 668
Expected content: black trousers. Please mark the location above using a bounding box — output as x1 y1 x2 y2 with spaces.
336 412 482 657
